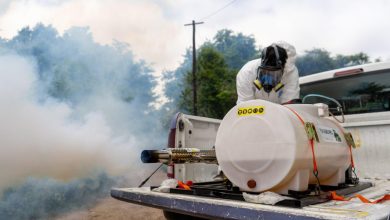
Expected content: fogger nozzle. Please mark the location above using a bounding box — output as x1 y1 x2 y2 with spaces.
141 148 217 164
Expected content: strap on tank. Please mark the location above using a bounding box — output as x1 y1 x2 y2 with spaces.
284 106 321 194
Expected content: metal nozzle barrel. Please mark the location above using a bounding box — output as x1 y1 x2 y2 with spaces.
141 148 217 164
141 150 170 163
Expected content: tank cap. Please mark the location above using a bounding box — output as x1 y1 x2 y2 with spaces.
314 103 329 117
247 179 257 188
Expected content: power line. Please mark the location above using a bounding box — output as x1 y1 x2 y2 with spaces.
199 0 238 21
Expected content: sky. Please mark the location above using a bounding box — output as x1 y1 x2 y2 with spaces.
0 0 390 74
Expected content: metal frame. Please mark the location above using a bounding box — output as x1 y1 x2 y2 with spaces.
166 181 372 208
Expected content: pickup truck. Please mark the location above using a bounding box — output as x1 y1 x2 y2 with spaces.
112 62 390 219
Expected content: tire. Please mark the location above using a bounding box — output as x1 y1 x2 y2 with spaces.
163 210 208 220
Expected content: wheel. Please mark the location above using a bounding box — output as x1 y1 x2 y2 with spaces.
163 210 208 220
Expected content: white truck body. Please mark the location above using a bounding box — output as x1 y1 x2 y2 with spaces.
299 61 390 180
172 61 390 183
112 62 390 219
171 114 220 182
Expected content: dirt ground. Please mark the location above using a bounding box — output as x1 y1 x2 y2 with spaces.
57 169 167 220
56 197 165 220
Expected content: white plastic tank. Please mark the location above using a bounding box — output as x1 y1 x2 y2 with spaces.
215 100 351 194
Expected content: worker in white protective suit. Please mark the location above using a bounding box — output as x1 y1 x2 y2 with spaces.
236 41 300 104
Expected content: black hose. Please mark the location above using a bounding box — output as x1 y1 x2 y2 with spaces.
138 163 164 187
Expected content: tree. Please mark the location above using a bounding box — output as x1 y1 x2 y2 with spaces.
4 24 156 107
180 46 236 119
2 24 160 138
162 49 192 108
212 29 260 70
162 29 257 119
296 48 334 76
296 48 371 76
334 52 369 68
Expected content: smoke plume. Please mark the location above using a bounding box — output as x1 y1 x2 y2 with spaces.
0 24 165 219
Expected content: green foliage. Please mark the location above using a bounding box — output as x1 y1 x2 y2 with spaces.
159 49 192 128
162 49 192 108
334 52 369 68
296 48 336 76
2 24 156 106
0 23 163 140
296 48 371 76
212 29 260 70
0 174 115 220
163 29 257 119
180 46 237 119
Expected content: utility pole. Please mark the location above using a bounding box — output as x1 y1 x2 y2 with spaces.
184 20 204 116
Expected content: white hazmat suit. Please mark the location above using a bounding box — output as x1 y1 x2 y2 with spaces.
236 41 300 104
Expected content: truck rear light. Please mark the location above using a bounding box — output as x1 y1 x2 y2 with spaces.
166 113 180 178
333 68 363 78
167 129 176 148
167 113 180 148
167 163 175 178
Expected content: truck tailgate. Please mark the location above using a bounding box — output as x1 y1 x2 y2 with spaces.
111 179 390 220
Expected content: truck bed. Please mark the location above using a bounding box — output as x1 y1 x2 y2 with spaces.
111 179 390 220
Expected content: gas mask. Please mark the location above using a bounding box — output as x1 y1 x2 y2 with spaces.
254 68 284 93
253 44 285 93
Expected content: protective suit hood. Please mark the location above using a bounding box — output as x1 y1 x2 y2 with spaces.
236 41 300 104
275 41 297 72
